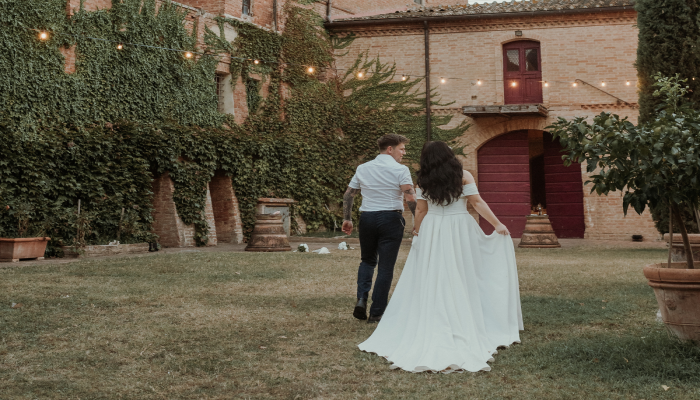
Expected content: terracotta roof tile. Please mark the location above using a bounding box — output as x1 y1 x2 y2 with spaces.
333 0 636 22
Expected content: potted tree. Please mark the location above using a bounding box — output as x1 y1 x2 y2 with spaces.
548 74 700 342
0 202 50 262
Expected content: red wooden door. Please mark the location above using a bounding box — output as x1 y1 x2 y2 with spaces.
503 41 543 104
477 131 531 238
543 133 585 238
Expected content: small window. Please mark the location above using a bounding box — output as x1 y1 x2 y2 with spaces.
525 49 539 71
243 0 251 16
414 0 422 4
246 78 261 114
506 49 520 72
215 74 225 113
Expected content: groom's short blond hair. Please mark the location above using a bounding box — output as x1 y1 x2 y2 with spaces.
377 134 409 151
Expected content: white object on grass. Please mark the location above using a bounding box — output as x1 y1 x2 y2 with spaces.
338 242 348 250
297 244 309 253
108 240 120 246
312 247 330 254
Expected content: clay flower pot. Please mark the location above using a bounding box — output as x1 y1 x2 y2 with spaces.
643 263 700 343
0 237 51 262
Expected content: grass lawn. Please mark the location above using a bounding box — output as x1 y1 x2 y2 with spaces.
2 244 700 399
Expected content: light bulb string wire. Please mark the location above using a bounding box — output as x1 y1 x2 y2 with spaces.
26 25 638 87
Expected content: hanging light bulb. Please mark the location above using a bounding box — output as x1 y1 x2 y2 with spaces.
307 66 314 74
401 75 407 81
184 51 193 59
477 79 482 85
511 81 517 87
572 82 578 87
626 80 631 86
440 77 446 84
254 59 260 65
116 43 123 50
357 71 364 78
38 31 49 40
601 81 606 87
544 81 549 87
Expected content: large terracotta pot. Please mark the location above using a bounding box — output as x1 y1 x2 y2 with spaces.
245 214 291 252
643 263 700 343
0 237 51 262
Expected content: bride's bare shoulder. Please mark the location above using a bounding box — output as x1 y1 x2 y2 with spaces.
462 170 475 185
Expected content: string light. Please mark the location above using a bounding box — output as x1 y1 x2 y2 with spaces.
26 25 639 88
601 81 606 87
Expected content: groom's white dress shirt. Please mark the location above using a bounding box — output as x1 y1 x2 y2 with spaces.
349 154 413 212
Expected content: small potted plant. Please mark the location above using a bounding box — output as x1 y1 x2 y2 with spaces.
0 202 51 262
548 74 700 342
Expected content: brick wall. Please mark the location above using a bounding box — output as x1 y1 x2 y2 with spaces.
331 9 662 241
152 173 221 247
210 171 244 243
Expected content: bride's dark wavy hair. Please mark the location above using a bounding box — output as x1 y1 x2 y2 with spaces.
416 141 463 205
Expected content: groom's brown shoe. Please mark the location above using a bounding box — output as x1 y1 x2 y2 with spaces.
367 314 382 324
353 298 368 320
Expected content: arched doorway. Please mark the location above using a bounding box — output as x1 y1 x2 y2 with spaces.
477 130 585 238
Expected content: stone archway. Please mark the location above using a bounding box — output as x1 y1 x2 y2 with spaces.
474 126 585 239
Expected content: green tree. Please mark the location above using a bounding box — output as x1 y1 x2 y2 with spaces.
548 74 700 269
636 0 700 124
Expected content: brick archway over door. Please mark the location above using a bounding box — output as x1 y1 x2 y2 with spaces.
477 130 530 237
543 133 585 238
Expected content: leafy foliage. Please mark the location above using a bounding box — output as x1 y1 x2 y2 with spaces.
0 1 470 253
635 0 700 124
548 75 700 264
549 75 700 214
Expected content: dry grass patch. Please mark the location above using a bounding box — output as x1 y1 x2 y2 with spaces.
1 244 700 399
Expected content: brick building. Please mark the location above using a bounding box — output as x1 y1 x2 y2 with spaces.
326 0 659 241
57 0 659 244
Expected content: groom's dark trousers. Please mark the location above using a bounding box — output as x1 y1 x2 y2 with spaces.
357 210 405 317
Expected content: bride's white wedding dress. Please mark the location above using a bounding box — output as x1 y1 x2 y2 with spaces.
358 183 523 373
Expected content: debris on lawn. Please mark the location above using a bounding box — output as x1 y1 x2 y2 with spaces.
662 385 670 391
338 242 348 250
10 303 22 309
296 244 309 253
312 247 330 254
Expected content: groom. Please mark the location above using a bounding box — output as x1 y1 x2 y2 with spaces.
342 134 417 323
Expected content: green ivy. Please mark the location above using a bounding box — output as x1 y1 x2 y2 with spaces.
0 0 469 252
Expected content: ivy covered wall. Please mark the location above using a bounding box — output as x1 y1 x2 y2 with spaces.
0 0 469 252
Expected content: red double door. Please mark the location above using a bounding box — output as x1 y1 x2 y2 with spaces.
503 41 543 104
477 131 584 238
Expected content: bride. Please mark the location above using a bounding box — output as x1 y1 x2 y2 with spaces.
358 141 523 373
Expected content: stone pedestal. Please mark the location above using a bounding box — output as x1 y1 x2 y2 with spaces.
518 215 561 248
256 198 297 237
245 214 291 252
